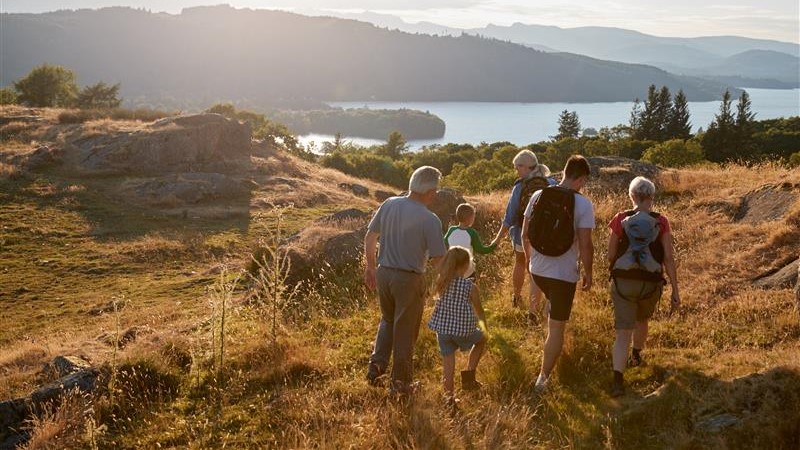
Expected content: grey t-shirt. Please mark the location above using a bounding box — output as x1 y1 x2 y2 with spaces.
368 196 446 273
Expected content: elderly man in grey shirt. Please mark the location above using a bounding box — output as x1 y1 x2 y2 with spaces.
364 166 447 395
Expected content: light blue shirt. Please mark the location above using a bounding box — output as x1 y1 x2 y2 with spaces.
368 196 446 273
503 176 557 246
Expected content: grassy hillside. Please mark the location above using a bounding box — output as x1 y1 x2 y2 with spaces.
1 109 798 449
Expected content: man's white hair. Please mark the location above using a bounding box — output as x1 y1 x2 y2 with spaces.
628 176 656 201
409 165 442 194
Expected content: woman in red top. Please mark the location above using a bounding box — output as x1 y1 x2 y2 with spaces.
607 176 680 397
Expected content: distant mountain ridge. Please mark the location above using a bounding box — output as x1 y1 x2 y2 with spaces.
324 12 800 87
1 6 738 106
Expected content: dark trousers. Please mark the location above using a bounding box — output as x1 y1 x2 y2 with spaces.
369 266 426 387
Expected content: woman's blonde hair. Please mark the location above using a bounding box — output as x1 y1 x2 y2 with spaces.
435 246 471 295
529 163 551 178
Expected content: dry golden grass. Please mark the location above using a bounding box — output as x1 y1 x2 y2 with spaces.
20 391 92 450
80 118 150 136
3 109 799 448
0 161 20 179
0 344 51 400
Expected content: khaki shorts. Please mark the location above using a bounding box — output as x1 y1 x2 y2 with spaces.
611 278 663 329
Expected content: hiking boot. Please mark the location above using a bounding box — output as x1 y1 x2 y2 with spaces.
533 373 549 393
611 370 625 397
444 394 460 409
628 350 643 368
610 379 625 397
461 370 482 391
366 362 384 387
442 394 460 417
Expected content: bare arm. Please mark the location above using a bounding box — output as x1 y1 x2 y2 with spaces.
429 255 444 273
660 231 680 308
521 212 532 265
469 283 487 331
364 230 379 291
577 228 594 291
607 232 619 268
491 223 509 247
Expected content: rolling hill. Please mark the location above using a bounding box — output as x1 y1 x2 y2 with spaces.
323 13 800 88
0 6 737 106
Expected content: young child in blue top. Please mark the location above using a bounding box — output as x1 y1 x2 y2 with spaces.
443 203 496 279
428 246 488 406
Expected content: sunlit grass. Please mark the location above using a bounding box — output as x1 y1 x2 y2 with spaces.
1 124 798 448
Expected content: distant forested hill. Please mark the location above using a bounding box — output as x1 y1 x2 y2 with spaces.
333 13 799 88
1 6 736 104
462 23 800 87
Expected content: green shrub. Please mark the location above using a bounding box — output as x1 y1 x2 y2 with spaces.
13 64 77 107
206 103 315 160
641 139 705 167
447 159 514 193
609 139 655 160
539 138 583 170
320 150 408 189
789 151 800 168
76 82 122 109
0 87 17 105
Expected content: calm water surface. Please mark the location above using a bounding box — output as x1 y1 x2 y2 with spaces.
299 88 800 150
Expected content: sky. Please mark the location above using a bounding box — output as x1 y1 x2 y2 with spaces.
3 0 799 43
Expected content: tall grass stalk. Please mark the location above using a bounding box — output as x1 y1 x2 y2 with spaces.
250 207 300 342
108 296 123 407
208 266 242 381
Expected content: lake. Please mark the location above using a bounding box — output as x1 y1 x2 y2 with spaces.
298 88 800 150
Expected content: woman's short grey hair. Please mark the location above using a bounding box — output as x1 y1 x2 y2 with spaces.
409 165 442 194
512 149 538 168
628 176 656 201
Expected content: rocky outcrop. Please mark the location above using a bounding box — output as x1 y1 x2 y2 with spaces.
281 208 371 289
753 258 799 290
696 413 740 433
428 188 466 231
119 173 253 207
795 263 800 308
69 113 251 176
338 182 369 197
586 156 661 191
97 325 153 348
0 114 43 126
319 208 370 223
0 356 98 445
734 182 800 224
25 145 63 170
57 113 257 209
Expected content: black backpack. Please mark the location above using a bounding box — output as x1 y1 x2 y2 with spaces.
515 175 551 226
528 186 575 257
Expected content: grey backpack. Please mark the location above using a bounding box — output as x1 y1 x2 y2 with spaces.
611 210 664 282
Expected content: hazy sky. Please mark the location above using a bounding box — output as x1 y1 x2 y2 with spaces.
4 0 799 43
